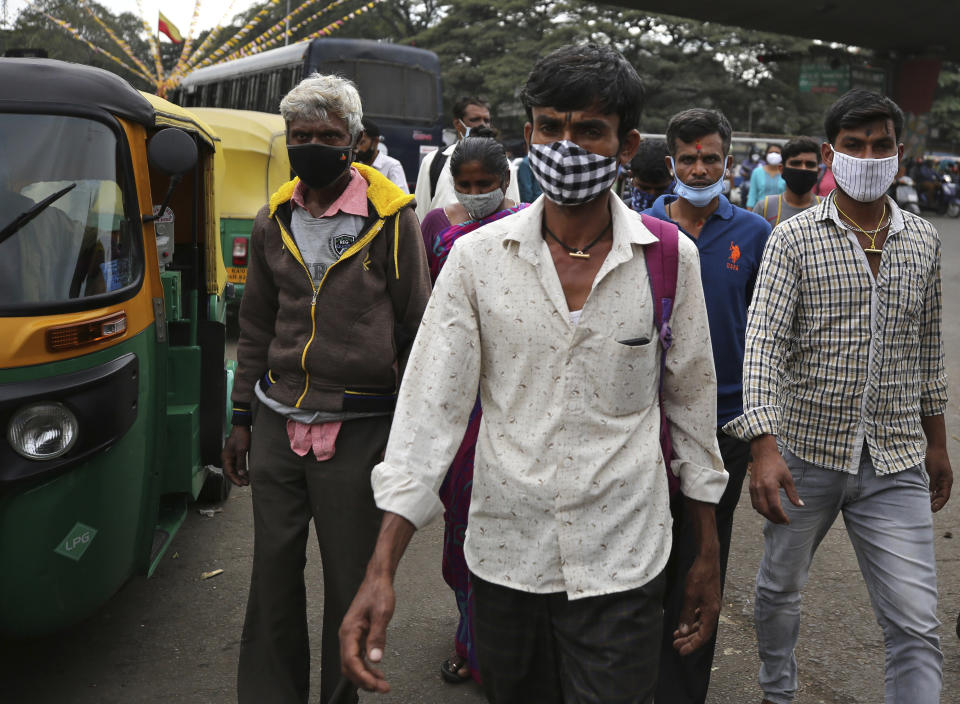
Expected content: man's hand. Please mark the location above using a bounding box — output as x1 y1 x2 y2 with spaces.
673 551 722 655
673 498 722 655
339 572 396 693
749 434 803 524
339 513 416 694
926 445 952 513
222 425 251 487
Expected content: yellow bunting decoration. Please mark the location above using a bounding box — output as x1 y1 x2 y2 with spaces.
44 14 155 84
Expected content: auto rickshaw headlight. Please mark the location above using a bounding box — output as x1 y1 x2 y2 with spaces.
7 402 79 460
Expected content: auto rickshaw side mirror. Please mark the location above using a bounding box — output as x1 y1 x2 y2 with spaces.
143 128 198 224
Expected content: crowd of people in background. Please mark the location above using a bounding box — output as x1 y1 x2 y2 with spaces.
222 41 952 704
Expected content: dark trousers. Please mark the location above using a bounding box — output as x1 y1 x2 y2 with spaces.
473 571 665 704
237 405 388 704
655 430 751 703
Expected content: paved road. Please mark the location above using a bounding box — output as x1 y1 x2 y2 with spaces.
3 216 960 703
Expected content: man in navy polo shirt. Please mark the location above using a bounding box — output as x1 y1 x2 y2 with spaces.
644 108 771 704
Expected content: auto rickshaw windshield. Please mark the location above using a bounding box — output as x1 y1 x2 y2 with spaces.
0 113 142 311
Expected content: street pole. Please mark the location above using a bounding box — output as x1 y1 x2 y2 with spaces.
285 0 290 45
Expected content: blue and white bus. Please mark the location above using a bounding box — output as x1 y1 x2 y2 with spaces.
173 38 443 190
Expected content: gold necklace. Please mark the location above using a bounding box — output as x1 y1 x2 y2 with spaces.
834 197 887 254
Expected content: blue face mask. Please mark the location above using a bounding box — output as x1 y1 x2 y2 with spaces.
668 156 728 208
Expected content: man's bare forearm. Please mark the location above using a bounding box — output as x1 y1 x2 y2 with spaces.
921 414 947 451
366 512 417 581
686 497 719 559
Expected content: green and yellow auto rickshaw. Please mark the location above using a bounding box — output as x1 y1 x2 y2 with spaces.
188 107 290 302
0 58 233 637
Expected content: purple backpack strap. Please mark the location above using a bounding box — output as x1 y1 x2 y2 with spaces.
640 213 680 496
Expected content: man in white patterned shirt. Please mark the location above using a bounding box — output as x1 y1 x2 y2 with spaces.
725 89 952 704
339 44 728 703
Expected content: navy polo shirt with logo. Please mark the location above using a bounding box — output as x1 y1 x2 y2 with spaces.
644 194 772 426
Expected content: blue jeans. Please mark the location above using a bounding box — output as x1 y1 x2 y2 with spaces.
755 445 942 704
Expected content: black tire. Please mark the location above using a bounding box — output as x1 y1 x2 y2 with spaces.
199 466 232 504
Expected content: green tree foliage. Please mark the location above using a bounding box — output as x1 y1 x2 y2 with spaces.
2 0 155 90
0 0 934 147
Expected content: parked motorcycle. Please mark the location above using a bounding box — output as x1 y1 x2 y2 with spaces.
893 175 921 215
916 173 960 217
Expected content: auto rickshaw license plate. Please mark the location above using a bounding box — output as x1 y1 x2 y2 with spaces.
227 267 247 284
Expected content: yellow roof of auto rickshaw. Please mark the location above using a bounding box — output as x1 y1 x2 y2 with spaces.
138 92 226 296
139 92 219 150
188 108 287 155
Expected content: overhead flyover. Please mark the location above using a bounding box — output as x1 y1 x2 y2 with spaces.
611 1 956 153
610 1 960 62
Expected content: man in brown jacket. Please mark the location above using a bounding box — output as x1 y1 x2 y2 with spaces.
222 73 431 704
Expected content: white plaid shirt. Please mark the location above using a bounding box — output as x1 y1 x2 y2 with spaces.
724 194 947 474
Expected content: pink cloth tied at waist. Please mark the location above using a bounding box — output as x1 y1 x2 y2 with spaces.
286 420 342 461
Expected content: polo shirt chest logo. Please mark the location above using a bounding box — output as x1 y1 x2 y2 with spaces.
726 241 741 271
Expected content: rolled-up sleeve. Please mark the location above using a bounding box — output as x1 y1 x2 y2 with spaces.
918 237 948 416
662 236 727 503
372 241 482 529
724 227 799 441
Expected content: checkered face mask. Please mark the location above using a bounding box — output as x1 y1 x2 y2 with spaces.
528 140 620 205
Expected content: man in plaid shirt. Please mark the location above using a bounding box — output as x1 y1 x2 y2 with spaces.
725 89 952 704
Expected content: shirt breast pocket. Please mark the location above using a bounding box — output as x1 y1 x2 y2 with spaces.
589 336 659 417
884 261 925 324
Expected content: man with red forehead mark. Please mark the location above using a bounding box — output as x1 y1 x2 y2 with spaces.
643 107 772 704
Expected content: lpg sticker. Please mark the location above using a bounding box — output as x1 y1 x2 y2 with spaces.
54 523 98 562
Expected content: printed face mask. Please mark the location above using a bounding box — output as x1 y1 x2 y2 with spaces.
456 188 504 221
781 166 819 196
287 142 352 190
669 156 728 208
528 140 620 206
829 146 899 202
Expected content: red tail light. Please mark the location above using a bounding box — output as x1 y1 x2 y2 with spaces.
232 237 249 266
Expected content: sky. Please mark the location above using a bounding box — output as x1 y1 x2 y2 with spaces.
7 0 262 35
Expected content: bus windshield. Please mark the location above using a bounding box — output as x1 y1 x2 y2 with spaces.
0 114 141 311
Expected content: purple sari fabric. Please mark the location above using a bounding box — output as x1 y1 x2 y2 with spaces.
429 204 527 682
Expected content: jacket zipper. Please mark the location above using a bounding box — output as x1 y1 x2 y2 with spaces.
276 215 387 407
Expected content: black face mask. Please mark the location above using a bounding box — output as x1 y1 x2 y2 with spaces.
781 166 818 196
287 142 352 189
356 146 377 163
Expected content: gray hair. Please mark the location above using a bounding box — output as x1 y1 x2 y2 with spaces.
279 72 363 139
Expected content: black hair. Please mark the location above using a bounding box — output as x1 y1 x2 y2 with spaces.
450 136 510 186
781 137 821 164
521 43 645 140
765 143 782 155
824 89 904 144
665 108 733 155
361 117 380 140
453 96 489 121
629 139 671 183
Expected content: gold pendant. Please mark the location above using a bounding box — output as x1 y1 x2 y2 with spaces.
569 251 590 259
864 248 883 255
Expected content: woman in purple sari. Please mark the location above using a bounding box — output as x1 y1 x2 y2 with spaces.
420 134 528 685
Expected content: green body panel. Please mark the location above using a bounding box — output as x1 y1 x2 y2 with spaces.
163 346 203 497
160 270 183 321
221 217 255 301
0 330 163 637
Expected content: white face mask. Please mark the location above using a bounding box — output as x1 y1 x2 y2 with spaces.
830 146 899 202
766 152 782 166
455 187 505 221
